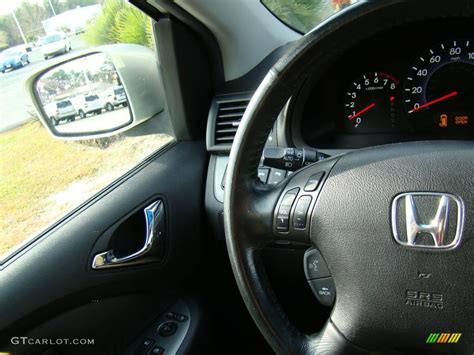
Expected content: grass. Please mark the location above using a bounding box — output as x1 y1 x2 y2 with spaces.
0 121 172 257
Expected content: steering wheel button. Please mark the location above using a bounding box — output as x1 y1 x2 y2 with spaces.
278 207 290 217
292 196 312 229
308 277 336 307
304 172 324 191
276 189 299 233
304 248 331 280
276 216 290 231
280 190 298 208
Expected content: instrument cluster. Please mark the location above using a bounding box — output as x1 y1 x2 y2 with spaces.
295 19 474 149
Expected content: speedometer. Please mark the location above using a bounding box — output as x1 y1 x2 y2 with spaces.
404 39 474 131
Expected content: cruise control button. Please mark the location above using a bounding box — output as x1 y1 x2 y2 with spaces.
279 189 299 210
304 248 331 280
276 215 290 231
308 277 336 307
276 189 299 232
292 195 312 229
304 172 324 192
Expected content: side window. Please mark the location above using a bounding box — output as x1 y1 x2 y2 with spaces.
0 0 172 260
262 0 358 34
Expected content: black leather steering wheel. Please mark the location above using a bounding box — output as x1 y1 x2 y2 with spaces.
224 1 474 353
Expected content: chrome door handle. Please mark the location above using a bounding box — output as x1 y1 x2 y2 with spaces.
92 200 165 269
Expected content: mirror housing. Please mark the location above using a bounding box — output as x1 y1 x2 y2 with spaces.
25 44 165 140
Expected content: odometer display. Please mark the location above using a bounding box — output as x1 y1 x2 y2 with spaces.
404 39 474 132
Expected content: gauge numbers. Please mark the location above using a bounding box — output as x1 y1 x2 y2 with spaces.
404 39 474 131
344 72 399 133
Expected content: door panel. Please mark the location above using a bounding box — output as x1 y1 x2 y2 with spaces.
10 294 165 355
0 141 208 352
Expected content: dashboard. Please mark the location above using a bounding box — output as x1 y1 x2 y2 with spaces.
291 18 474 149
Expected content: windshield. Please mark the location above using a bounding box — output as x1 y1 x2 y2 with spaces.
41 34 62 45
57 101 72 108
1 49 20 58
262 0 357 33
114 88 125 95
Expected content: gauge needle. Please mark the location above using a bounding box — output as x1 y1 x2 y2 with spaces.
408 91 458 114
348 103 376 120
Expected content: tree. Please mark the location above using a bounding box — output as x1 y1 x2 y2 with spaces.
0 0 102 49
15 1 48 40
83 0 124 45
262 0 333 33
0 31 9 50
44 0 102 17
83 0 152 48
0 15 22 47
0 1 48 48
112 5 152 47
44 0 62 17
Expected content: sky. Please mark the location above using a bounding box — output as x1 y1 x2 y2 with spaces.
0 0 47 16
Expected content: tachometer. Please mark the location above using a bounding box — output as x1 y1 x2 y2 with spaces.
344 72 399 133
404 39 474 131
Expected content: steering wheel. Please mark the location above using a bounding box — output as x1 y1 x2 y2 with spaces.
224 1 474 353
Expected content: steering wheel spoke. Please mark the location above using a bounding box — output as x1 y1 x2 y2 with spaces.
307 322 367 355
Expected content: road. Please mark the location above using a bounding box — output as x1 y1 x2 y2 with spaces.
0 35 89 133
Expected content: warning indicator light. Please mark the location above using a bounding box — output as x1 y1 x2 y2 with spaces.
439 114 448 128
455 116 469 126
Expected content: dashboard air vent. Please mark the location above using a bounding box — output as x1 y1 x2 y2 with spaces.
207 94 253 152
214 99 250 144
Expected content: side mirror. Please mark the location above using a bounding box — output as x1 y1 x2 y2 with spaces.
25 44 164 139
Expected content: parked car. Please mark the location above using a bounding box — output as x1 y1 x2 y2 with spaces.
24 43 34 52
74 26 86 35
40 32 71 59
77 94 103 118
44 100 77 126
0 47 29 73
102 86 128 111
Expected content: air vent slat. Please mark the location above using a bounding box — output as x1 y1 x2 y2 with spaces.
216 121 240 126
217 113 244 118
216 128 239 134
213 97 251 146
219 106 247 111
216 136 236 141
